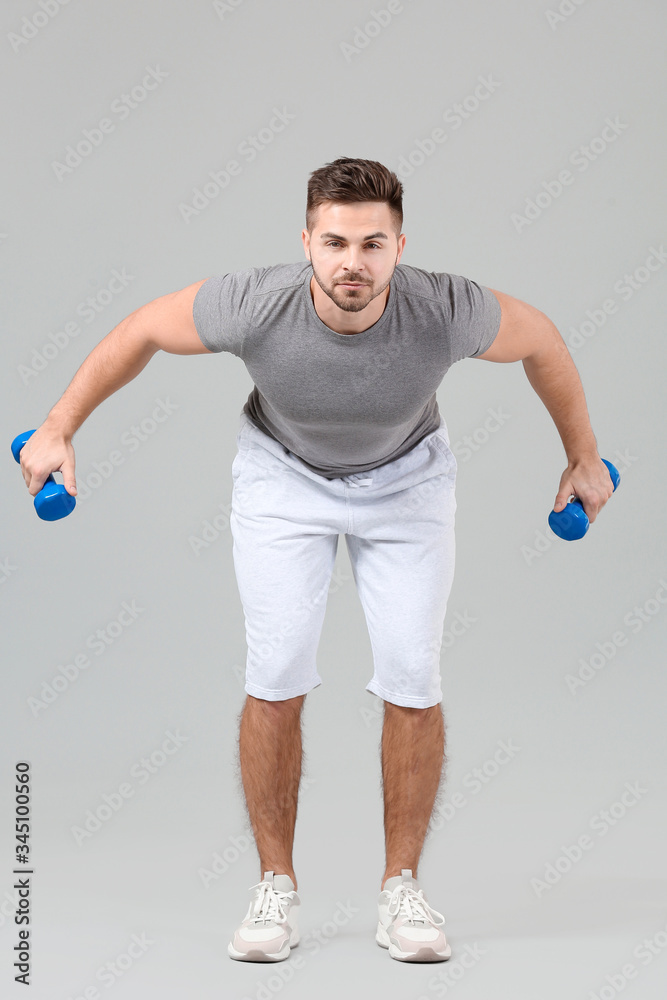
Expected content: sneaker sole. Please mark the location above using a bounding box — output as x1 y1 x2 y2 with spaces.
376 923 451 962
228 936 299 963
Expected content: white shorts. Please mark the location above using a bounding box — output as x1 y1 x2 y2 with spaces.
229 412 457 708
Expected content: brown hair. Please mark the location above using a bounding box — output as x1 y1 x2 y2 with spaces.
306 157 403 236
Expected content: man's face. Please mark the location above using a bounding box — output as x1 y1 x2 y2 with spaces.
302 201 406 313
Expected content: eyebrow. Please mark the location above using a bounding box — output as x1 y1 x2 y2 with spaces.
318 231 389 241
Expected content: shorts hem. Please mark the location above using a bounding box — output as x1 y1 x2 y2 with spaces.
244 678 322 701
365 679 442 709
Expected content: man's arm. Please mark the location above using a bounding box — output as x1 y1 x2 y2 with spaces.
19 278 211 499
476 288 615 523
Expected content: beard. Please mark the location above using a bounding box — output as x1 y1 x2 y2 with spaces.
310 262 394 313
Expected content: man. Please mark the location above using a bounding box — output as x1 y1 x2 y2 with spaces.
19 157 614 965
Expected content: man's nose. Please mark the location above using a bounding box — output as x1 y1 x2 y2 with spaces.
343 251 363 272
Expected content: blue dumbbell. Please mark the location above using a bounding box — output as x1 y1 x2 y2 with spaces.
548 459 620 540
11 430 76 521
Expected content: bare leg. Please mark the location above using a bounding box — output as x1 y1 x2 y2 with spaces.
236 693 305 890
380 701 445 890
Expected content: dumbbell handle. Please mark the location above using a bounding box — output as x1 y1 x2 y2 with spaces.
548 458 620 541
11 430 76 522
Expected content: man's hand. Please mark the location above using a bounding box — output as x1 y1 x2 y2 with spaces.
553 455 615 524
19 424 77 498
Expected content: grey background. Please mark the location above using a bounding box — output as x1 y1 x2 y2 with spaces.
2 0 666 997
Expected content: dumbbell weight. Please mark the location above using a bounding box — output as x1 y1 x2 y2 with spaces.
548 458 620 540
11 430 76 521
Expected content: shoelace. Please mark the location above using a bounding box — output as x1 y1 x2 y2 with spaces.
247 879 291 925
387 885 445 926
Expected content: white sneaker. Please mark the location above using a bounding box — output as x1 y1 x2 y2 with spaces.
228 871 300 962
376 869 451 962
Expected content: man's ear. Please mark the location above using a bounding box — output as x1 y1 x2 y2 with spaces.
301 228 311 261
396 233 406 263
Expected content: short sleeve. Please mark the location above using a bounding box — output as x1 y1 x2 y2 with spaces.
192 268 258 356
438 273 501 362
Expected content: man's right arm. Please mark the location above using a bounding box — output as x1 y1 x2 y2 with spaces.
19 278 212 499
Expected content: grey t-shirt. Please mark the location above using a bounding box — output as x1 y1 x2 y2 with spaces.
192 261 500 479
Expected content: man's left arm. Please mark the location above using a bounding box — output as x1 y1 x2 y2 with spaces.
476 288 615 523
